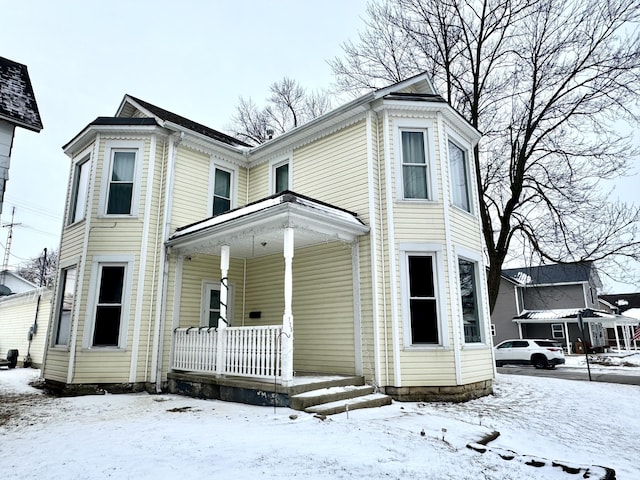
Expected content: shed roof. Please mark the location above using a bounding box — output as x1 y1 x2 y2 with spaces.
0 56 43 132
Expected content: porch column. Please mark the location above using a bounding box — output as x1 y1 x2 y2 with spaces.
215 245 230 375
614 323 621 352
517 322 523 339
281 227 294 387
563 322 570 354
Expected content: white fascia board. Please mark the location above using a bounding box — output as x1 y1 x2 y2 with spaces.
161 121 247 162
372 72 435 98
62 124 165 157
375 100 481 145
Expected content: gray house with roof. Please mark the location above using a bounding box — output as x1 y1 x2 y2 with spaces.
0 56 43 215
491 262 636 353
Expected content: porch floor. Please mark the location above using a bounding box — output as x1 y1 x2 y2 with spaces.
167 371 366 407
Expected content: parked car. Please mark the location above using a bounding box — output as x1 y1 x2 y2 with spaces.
494 339 565 369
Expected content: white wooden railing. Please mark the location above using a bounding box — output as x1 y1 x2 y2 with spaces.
172 325 283 379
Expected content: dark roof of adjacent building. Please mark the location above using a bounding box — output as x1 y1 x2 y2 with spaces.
502 262 596 286
126 95 250 148
599 293 640 313
0 56 43 132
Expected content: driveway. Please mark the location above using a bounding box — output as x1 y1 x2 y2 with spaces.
497 365 640 386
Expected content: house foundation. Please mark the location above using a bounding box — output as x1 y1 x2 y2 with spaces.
385 379 493 403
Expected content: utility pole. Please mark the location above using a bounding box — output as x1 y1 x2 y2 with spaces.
2 206 22 275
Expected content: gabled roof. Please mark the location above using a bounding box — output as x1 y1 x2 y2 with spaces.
0 56 43 132
118 95 250 148
502 262 599 287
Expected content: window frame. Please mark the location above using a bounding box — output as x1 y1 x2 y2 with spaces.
269 155 292 194
448 138 472 213
455 247 488 346
551 323 564 339
98 140 144 217
208 158 238 217
399 243 448 348
201 280 234 328
393 119 438 203
83 255 134 350
458 256 483 344
68 151 91 225
52 264 78 347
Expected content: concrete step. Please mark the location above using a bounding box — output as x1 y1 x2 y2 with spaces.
290 384 374 411
304 393 393 416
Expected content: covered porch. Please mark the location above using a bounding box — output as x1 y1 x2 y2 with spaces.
514 308 639 353
165 191 370 388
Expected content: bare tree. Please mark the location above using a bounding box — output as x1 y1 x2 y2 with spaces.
330 0 640 308
15 248 58 288
229 77 333 145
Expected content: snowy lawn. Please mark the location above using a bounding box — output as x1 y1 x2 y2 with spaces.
1 359 638 479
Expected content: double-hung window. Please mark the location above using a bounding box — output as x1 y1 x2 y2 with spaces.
401 130 429 199
449 139 471 212
69 158 90 224
93 264 126 346
551 323 564 339
212 167 232 216
54 266 77 346
459 258 481 343
107 151 136 215
274 162 289 193
407 255 439 344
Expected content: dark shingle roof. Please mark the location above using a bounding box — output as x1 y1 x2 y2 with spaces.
600 293 640 313
502 262 595 285
126 95 250 148
0 56 43 132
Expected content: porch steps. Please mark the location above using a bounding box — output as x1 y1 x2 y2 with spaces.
290 384 392 415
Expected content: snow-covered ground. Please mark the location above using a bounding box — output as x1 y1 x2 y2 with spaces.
1 354 639 479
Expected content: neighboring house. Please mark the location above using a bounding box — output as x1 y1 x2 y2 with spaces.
42 73 495 406
491 262 637 353
0 269 37 295
0 270 50 367
0 56 43 215
599 293 640 350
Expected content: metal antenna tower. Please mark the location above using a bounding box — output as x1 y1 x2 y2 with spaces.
1 206 21 273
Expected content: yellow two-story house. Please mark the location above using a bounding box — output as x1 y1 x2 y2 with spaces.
42 73 495 408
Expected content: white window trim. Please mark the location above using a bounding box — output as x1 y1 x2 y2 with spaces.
82 254 134 350
67 145 93 226
393 118 438 203
399 242 449 349
268 155 293 194
51 257 80 349
551 323 564 338
98 140 144 217
208 157 239 216
446 127 476 216
455 246 488 347
200 279 234 327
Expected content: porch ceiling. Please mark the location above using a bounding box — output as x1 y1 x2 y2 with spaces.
166 191 370 258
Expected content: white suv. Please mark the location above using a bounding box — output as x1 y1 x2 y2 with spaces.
494 339 565 369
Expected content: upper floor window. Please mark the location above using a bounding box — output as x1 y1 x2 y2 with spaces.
213 167 232 216
69 158 90 224
275 162 289 193
449 140 471 212
107 151 136 214
401 130 429 199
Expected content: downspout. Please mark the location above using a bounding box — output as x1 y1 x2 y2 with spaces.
366 109 382 388
145 136 167 381
438 113 462 385
151 132 181 392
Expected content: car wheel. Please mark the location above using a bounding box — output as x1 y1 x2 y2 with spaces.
532 355 548 369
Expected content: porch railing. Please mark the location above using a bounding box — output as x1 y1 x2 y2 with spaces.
171 325 283 379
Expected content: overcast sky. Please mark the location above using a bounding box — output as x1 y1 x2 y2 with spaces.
1 0 638 292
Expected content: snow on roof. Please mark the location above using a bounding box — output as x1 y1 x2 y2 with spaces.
170 191 365 241
0 56 43 132
515 308 638 325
